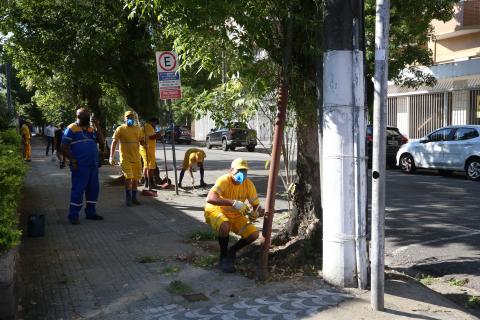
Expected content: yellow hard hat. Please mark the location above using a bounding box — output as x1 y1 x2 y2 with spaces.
231 158 249 170
124 111 135 119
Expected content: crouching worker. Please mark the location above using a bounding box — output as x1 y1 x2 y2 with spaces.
204 158 265 273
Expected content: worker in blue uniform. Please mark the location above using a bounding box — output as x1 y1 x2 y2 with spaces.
61 107 105 225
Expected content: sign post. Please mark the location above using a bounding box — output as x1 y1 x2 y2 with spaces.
156 51 182 195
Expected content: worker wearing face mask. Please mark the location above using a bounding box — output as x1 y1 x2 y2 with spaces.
61 108 105 225
204 158 265 273
109 111 144 206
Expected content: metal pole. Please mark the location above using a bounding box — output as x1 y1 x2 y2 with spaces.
258 81 288 281
168 99 179 195
371 0 390 311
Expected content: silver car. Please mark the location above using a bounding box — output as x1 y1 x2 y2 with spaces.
396 125 480 181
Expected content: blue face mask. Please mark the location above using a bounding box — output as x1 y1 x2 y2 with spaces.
126 119 134 126
233 170 247 184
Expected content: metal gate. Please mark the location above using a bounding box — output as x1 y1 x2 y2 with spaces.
409 93 445 139
469 89 480 125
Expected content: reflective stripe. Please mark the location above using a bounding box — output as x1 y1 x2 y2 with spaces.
71 138 95 145
214 213 226 226
63 137 73 140
70 202 82 207
237 223 253 236
212 186 222 195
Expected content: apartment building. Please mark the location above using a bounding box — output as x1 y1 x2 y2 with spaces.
387 0 480 138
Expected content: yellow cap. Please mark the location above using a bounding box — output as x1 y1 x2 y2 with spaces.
231 158 249 170
124 111 135 118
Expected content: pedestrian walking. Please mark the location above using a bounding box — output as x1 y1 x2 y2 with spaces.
109 111 144 206
54 123 66 168
204 158 265 273
140 117 163 189
178 148 207 188
20 119 32 162
45 123 56 156
61 108 105 225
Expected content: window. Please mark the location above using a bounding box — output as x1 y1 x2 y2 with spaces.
454 128 479 141
428 128 452 142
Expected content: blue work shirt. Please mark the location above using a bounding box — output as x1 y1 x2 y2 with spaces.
61 122 99 167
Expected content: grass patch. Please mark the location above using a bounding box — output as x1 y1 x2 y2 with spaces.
161 266 181 275
193 254 218 268
136 256 159 264
448 278 469 287
419 274 436 286
167 280 192 295
466 295 480 309
189 230 217 242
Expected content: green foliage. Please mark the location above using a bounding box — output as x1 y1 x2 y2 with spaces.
167 280 192 295
0 129 27 254
418 273 436 286
188 230 217 242
160 266 181 275
467 295 480 309
448 277 469 287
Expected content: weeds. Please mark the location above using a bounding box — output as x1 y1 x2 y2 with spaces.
167 280 192 295
419 274 436 286
193 254 218 268
466 295 480 309
448 278 469 287
161 266 181 275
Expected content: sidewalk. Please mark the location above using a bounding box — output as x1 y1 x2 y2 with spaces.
15 136 476 319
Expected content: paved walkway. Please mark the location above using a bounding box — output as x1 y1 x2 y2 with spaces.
15 137 476 319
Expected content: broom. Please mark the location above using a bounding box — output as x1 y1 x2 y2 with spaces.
137 115 157 197
159 138 172 189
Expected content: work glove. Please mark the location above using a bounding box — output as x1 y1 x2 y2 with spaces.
247 206 265 222
232 200 249 215
109 157 118 166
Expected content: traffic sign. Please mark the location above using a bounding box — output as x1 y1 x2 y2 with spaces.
156 51 182 100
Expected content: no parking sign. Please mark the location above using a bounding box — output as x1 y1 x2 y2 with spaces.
156 51 182 100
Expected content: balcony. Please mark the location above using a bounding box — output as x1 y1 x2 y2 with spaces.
433 0 480 40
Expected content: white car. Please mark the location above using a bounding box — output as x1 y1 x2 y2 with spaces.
396 125 480 181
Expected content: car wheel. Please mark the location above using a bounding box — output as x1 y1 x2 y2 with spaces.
466 158 480 181
399 154 416 174
247 146 255 152
206 138 212 149
222 139 228 151
438 170 453 176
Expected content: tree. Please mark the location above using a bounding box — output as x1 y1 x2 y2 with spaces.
0 0 161 126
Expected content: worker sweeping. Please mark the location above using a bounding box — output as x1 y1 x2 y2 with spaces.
20 119 32 162
140 117 163 189
109 111 144 206
61 108 105 225
178 148 207 188
204 158 265 273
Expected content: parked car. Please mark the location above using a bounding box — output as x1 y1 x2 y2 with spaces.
396 125 480 181
163 125 192 144
367 125 408 168
206 122 257 151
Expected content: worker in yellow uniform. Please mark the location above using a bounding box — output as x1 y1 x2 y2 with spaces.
20 119 32 162
205 158 265 273
178 148 207 188
109 111 144 206
140 117 163 189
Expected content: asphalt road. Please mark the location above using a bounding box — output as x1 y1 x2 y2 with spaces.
154 142 480 292
382 168 480 293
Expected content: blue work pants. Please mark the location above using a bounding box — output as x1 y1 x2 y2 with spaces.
69 165 99 219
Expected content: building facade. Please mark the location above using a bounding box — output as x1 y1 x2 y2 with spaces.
387 0 480 138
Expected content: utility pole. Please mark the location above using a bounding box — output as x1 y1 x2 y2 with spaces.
322 0 367 288
371 0 390 311
167 99 179 195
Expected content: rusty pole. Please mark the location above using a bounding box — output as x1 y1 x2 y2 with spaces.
258 82 288 281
